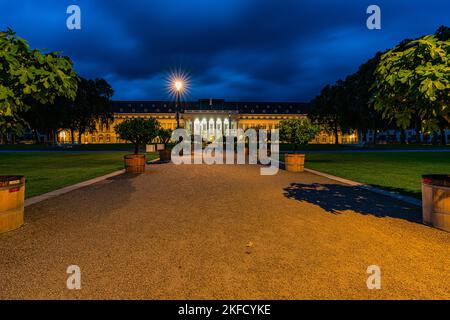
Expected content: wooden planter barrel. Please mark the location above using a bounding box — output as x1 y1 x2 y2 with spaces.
285 153 305 172
159 149 172 162
0 176 25 233
124 154 146 174
422 175 450 232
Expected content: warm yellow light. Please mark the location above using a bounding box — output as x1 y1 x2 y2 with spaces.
166 68 190 99
174 80 183 92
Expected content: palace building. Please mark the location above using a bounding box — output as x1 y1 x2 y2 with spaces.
59 99 359 144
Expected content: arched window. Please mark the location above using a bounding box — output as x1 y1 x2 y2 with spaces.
194 119 201 136
209 119 215 139
216 119 223 137
224 118 230 136
201 119 208 139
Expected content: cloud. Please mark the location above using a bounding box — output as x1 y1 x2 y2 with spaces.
0 0 447 101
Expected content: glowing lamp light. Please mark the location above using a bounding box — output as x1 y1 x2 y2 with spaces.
166 68 190 100
174 80 183 92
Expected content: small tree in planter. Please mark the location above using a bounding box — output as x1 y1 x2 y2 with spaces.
157 128 173 162
115 118 160 173
279 118 320 172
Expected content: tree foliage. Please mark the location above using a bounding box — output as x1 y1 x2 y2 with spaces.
0 115 25 143
345 53 389 137
279 118 320 150
158 128 173 145
115 118 160 154
373 26 450 130
0 28 78 124
62 77 114 143
310 82 351 144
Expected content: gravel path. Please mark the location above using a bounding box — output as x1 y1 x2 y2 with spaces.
0 162 449 299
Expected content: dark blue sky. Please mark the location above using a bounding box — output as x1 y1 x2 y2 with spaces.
1 0 448 101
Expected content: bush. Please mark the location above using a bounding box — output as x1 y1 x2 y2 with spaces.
115 118 160 154
279 118 320 151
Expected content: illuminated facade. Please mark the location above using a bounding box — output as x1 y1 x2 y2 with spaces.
59 99 359 144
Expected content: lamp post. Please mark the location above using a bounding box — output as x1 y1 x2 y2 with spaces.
174 80 183 129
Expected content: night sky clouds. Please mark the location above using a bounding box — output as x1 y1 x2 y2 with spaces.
1 0 448 101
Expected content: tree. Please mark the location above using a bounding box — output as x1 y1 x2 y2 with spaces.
20 101 68 144
279 118 320 151
157 128 173 145
0 28 78 125
345 53 390 143
115 118 160 154
310 81 351 144
372 26 450 131
0 115 24 144
62 77 114 144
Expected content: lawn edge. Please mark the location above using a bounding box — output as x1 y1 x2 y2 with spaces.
24 157 163 207
25 169 126 207
277 159 422 207
303 167 422 207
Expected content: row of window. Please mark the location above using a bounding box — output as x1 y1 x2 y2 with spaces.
91 135 113 143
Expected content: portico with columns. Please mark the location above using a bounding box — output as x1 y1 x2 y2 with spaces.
183 110 240 141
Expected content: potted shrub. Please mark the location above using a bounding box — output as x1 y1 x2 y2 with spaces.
279 118 320 172
157 128 173 162
115 118 160 173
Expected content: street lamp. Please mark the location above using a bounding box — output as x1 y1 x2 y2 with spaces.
173 80 184 129
166 69 190 129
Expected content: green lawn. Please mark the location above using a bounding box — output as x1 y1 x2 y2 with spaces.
0 143 137 151
0 152 159 198
300 152 450 198
279 143 450 151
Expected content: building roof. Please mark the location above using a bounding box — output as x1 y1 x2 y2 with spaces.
112 99 310 115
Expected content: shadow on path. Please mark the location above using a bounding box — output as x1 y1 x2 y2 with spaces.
283 183 422 223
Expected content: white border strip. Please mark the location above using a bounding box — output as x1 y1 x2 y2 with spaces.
25 169 126 207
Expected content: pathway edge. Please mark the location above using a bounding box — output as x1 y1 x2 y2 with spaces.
25 169 126 207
